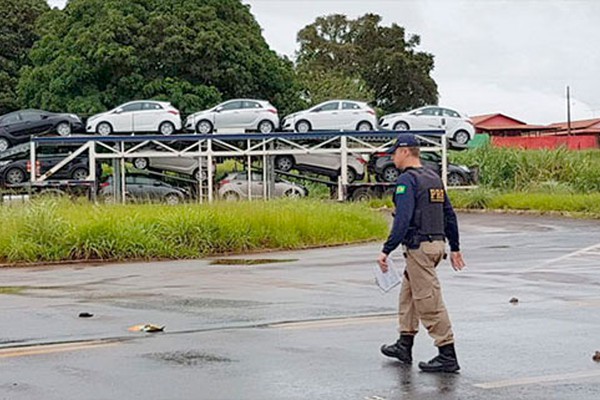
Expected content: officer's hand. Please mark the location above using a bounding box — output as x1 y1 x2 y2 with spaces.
450 252 466 271
378 253 389 273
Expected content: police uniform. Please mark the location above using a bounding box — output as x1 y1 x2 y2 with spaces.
380 134 461 373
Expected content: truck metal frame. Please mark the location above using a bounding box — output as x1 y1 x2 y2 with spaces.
28 130 448 203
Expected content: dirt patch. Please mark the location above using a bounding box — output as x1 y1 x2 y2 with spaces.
146 351 234 366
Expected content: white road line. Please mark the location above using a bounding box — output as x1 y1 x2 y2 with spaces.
474 370 600 389
522 242 600 272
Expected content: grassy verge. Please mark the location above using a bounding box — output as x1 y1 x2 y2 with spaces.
0 199 388 265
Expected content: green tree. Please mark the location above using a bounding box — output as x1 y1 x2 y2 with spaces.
299 70 374 106
296 14 438 113
0 0 49 114
18 0 301 116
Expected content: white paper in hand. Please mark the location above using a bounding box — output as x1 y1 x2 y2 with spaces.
373 257 402 293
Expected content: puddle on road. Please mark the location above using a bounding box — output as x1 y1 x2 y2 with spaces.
146 351 234 366
210 258 298 266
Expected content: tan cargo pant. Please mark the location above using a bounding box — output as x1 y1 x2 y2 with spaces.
398 240 454 347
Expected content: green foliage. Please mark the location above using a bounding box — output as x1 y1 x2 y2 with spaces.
450 146 600 193
0 0 49 114
298 70 374 106
0 199 388 264
17 0 301 116
296 13 438 112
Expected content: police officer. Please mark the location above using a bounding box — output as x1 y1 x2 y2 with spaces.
377 133 465 373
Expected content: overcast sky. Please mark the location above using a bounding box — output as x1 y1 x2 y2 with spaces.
47 0 599 124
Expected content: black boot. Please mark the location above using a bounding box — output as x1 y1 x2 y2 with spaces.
418 343 460 373
380 335 414 364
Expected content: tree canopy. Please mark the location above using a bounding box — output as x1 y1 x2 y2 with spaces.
18 0 302 115
296 14 438 113
0 0 49 114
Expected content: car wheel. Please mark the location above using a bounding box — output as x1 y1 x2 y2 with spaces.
382 166 399 183
284 188 302 198
222 191 240 201
357 121 373 131
56 122 72 137
393 121 409 131
71 167 89 181
338 167 357 184
351 187 372 202
96 122 113 136
159 121 175 136
453 130 470 145
258 120 275 134
447 172 467 186
196 120 213 134
194 168 208 182
5 168 26 185
275 155 295 172
164 193 181 205
295 120 311 133
133 158 149 170
0 138 10 153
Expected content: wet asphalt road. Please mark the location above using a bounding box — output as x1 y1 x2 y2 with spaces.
1 212 600 399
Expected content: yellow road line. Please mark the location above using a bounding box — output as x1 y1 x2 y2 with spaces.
270 315 395 330
474 370 600 389
0 340 119 359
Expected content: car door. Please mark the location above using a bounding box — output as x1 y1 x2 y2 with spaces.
441 108 461 134
0 112 28 137
309 102 340 130
250 172 265 199
214 100 245 130
134 102 163 132
19 111 53 135
112 102 141 132
340 102 363 129
242 101 263 127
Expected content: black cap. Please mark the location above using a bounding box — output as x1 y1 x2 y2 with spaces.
385 133 419 154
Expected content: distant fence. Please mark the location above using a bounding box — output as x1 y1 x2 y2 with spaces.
492 135 599 150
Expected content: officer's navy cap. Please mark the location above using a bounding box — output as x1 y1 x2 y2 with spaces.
385 133 419 154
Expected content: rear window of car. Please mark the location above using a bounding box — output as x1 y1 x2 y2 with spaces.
342 102 360 110
442 108 460 118
244 101 262 109
143 102 163 110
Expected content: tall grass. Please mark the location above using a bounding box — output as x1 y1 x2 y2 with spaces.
0 199 388 265
450 145 600 193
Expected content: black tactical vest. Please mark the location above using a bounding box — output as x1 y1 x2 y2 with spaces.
402 167 446 247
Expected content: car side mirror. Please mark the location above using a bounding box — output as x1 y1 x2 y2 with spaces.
41 115 49 120
215 107 223 113
153 182 161 187
312 109 320 113
114 108 123 114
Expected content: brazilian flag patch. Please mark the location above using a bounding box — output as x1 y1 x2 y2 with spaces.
395 185 407 195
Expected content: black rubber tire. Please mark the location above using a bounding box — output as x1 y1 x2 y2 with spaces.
159 121 175 136
453 130 470 145
96 122 113 136
295 120 311 133
447 172 467 186
5 167 26 184
258 120 275 133
56 122 72 136
351 188 372 202
357 121 373 131
71 167 89 181
196 120 214 134
275 155 295 172
382 166 400 183
133 158 149 170
393 121 410 131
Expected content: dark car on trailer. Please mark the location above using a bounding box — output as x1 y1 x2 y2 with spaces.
368 151 477 186
0 144 96 187
0 109 84 153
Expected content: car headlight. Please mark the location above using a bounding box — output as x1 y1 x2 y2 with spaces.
458 165 470 172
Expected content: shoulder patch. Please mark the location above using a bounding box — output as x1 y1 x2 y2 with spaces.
396 185 407 195
429 188 445 203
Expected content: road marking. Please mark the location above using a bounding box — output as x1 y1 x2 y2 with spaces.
524 242 600 272
269 315 395 330
474 370 600 389
0 340 119 359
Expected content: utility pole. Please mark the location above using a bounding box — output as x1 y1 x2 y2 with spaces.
566 86 572 136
